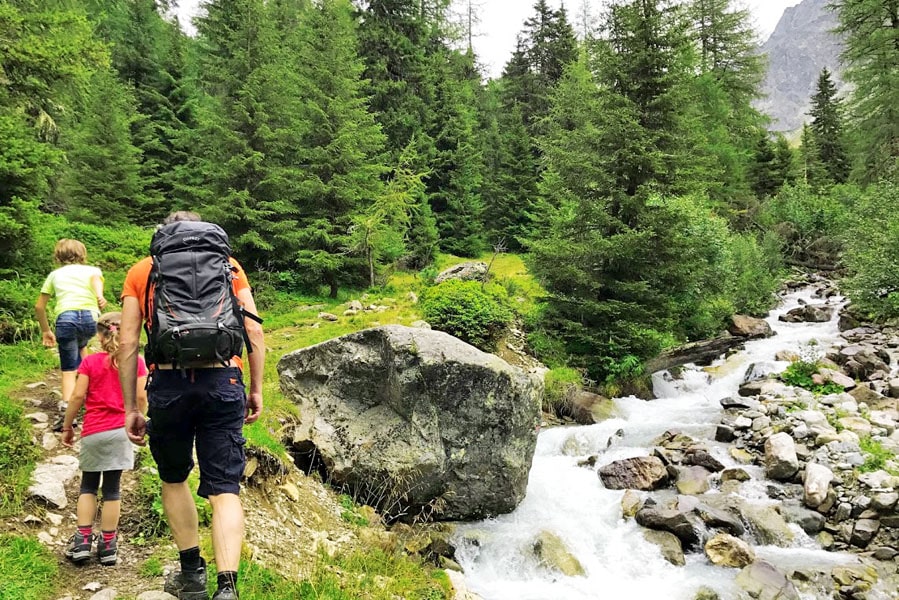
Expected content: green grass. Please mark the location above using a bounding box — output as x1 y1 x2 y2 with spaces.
859 437 899 474
0 342 58 515
0 535 57 600
542 367 583 413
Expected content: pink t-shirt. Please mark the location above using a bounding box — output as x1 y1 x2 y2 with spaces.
77 352 148 437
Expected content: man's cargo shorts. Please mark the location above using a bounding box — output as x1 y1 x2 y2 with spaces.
146 368 247 498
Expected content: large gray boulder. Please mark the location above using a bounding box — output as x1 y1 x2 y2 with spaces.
277 325 542 522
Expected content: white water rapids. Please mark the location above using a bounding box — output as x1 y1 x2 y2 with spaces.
452 288 889 600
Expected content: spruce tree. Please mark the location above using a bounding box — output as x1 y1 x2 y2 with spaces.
808 68 850 184
834 0 899 181
61 68 148 224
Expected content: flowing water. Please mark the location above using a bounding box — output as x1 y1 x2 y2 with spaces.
453 288 887 600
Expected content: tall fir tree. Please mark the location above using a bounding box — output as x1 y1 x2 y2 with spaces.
60 68 148 224
808 67 850 184
290 0 389 296
834 0 899 181
0 1 105 268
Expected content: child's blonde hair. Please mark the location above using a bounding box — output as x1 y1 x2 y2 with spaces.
97 312 122 369
54 239 87 265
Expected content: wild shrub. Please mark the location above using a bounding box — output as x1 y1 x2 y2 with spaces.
420 279 514 351
542 367 583 413
779 361 843 395
842 182 899 321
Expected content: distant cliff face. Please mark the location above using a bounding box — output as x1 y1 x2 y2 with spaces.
756 0 846 133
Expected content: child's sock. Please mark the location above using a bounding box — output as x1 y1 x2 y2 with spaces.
217 571 238 590
101 530 116 543
179 546 202 572
77 525 92 538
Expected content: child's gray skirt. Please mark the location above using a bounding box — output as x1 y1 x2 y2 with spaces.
80 427 134 472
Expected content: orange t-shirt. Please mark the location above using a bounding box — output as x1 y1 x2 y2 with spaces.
121 256 252 368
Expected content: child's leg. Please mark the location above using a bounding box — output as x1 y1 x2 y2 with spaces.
77 471 101 526
61 371 78 405
99 470 123 531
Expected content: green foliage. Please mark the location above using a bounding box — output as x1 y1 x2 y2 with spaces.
139 556 164 578
543 367 583 412
420 279 514 351
338 494 370 527
0 535 57 600
779 361 844 395
757 182 855 268
237 549 450 599
808 68 850 185
0 342 56 514
835 0 899 183
859 437 899 474
842 182 899 320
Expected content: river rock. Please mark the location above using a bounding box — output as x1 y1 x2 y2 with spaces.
704 533 755 568
675 466 711 495
643 529 685 566
779 304 833 323
599 456 668 491
729 315 774 338
764 432 799 481
532 531 585 577
635 501 706 550
741 504 795 547
278 325 542 521
735 560 800 600
803 462 833 509
780 501 825 535
849 519 880 548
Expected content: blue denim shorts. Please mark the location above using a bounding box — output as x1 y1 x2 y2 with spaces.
146 368 247 498
55 310 97 371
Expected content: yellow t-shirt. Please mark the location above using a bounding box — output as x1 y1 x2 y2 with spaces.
40 264 103 318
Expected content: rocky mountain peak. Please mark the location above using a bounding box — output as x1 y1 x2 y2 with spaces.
756 0 847 133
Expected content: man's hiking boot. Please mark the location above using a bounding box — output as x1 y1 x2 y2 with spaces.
212 585 238 600
64 531 94 564
164 557 208 600
97 536 117 566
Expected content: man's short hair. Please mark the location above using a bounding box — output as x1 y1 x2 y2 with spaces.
163 211 202 225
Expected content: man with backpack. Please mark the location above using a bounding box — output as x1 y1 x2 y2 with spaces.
119 211 265 600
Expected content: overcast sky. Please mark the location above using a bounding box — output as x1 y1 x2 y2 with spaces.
173 0 802 78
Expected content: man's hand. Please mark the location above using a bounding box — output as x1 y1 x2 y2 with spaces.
245 391 262 424
42 331 56 348
125 411 147 446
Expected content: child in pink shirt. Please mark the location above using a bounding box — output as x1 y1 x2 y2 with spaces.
61 312 148 566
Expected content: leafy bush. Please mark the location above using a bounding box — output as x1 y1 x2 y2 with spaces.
779 361 844 395
842 182 899 320
420 280 514 351
757 182 855 266
542 367 583 413
859 437 899 474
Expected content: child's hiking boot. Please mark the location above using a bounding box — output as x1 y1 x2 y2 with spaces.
97 536 117 566
212 585 238 600
64 531 94 564
164 557 208 600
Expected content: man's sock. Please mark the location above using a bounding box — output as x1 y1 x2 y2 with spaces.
180 546 202 571
217 571 238 590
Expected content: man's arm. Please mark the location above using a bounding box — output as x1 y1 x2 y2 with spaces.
237 287 264 424
119 295 146 444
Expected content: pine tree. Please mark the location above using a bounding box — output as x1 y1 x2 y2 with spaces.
808 67 850 184
799 123 829 190
60 68 148 224
747 133 780 200
0 1 104 268
291 0 389 296
834 0 899 181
